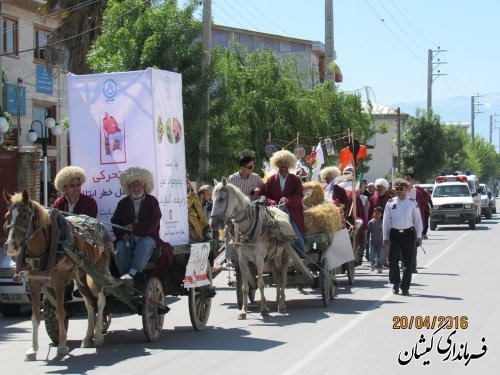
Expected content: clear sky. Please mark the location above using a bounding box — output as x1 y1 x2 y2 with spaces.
194 1 498 126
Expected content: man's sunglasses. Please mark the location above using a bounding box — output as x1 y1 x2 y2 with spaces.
395 186 406 191
245 165 254 169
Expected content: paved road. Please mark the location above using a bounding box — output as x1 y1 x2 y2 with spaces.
1 213 498 374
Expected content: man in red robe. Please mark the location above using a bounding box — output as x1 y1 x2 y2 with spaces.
52 166 97 217
261 150 306 258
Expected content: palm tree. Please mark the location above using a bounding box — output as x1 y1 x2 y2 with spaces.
40 0 108 74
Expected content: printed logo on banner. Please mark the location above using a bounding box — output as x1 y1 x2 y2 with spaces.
103 79 118 101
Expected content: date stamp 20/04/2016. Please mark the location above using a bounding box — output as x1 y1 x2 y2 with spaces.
393 315 468 330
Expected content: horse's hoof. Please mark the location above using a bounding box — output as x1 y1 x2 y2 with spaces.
278 306 287 314
57 345 69 355
24 350 37 362
261 309 270 316
237 313 247 320
81 338 93 348
94 336 104 347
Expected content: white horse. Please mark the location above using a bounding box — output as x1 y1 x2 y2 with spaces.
210 178 295 319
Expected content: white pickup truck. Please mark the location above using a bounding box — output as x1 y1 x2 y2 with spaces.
430 181 478 230
0 250 31 316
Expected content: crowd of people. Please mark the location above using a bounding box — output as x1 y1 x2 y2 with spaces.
197 153 432 296
52 152 432 295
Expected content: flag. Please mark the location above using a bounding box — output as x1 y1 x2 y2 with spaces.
339 145 368 171
311 141 325 181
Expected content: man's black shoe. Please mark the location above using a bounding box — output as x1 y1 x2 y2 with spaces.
392 285 399 294
402 290 410 296
412 269 418 274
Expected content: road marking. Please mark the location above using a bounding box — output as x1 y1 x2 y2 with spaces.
283 231 469 375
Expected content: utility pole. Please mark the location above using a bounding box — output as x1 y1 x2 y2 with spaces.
397 107 401 173
324 0 334 81
489 114 500 143
197 0 211 188
426 47 447 112
470 94 483 140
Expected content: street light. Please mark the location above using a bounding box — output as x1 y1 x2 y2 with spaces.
26 113 63 207
489 113 500 144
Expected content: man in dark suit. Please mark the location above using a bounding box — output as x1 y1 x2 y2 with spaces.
261 150 306 258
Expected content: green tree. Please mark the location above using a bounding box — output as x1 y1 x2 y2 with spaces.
441 124 469 174
464 135 499 180
401 108 445 181
209 44 374 179
41 0 108 74
87 0 208 177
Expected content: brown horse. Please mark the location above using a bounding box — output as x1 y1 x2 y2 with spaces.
3 189 113 361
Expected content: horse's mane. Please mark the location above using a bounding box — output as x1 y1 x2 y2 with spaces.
11 192 50 228
223 182 250 206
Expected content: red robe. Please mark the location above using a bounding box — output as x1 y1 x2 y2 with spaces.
261 173 305 235
367 192 391 221
52 194 98 218
111 194 173 266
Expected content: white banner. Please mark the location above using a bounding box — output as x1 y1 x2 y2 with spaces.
324 228 355 270
68 68 189 245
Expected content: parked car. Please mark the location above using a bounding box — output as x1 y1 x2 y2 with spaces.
478 183 493 219
0 251 31 316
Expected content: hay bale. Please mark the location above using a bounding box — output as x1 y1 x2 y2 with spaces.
304 203 345 234
302 181 325 209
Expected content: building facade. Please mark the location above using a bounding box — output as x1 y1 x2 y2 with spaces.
1 0 68 235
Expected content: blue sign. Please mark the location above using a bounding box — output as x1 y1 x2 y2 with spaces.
5 83 26 116
36 64 53 94
103 79 118 100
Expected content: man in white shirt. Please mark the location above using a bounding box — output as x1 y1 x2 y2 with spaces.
383 178 423 296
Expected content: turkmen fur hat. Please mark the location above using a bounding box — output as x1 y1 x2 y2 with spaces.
120 167 154 196
320 166 341 181
54 166 86 193
374 178 389 189
269 149 297 170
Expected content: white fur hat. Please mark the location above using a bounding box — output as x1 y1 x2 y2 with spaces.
120 167 154 195
269 149 297 170
374 178 389 189
54 166 86 193
320 166 341 181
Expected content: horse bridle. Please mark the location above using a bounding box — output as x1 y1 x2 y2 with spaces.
4 202 38 251
211 185 249 224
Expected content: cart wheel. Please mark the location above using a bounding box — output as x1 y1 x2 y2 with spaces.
102 313 112 333
319 258 335 307
189 267 213 331
43 297 69 345
347 260 355 285
142 276 165 342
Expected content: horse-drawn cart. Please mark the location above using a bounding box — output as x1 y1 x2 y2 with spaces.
235 229 355 310
42 237 218 344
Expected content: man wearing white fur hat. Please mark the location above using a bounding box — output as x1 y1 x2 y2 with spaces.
52 166 97 217
261 150 306 258
111 167 172 282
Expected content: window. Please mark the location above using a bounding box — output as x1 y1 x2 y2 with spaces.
2 17 18 55
32 104 57 146
34 27 51 61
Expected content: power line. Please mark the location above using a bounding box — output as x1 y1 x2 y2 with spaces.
363 0 425 64
217 0 261 32
389 0 438 48
1 0 145 58
234 0 292 37
213 1 247 29
11 0 102 32
376 0 426 52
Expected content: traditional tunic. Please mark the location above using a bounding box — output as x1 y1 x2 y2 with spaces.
52 194 98 218
111 194 173 266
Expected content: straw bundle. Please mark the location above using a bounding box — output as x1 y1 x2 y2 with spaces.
302 181 325 209
304 203 345 234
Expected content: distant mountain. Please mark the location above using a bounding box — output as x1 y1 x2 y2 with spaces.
391 93 500 141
